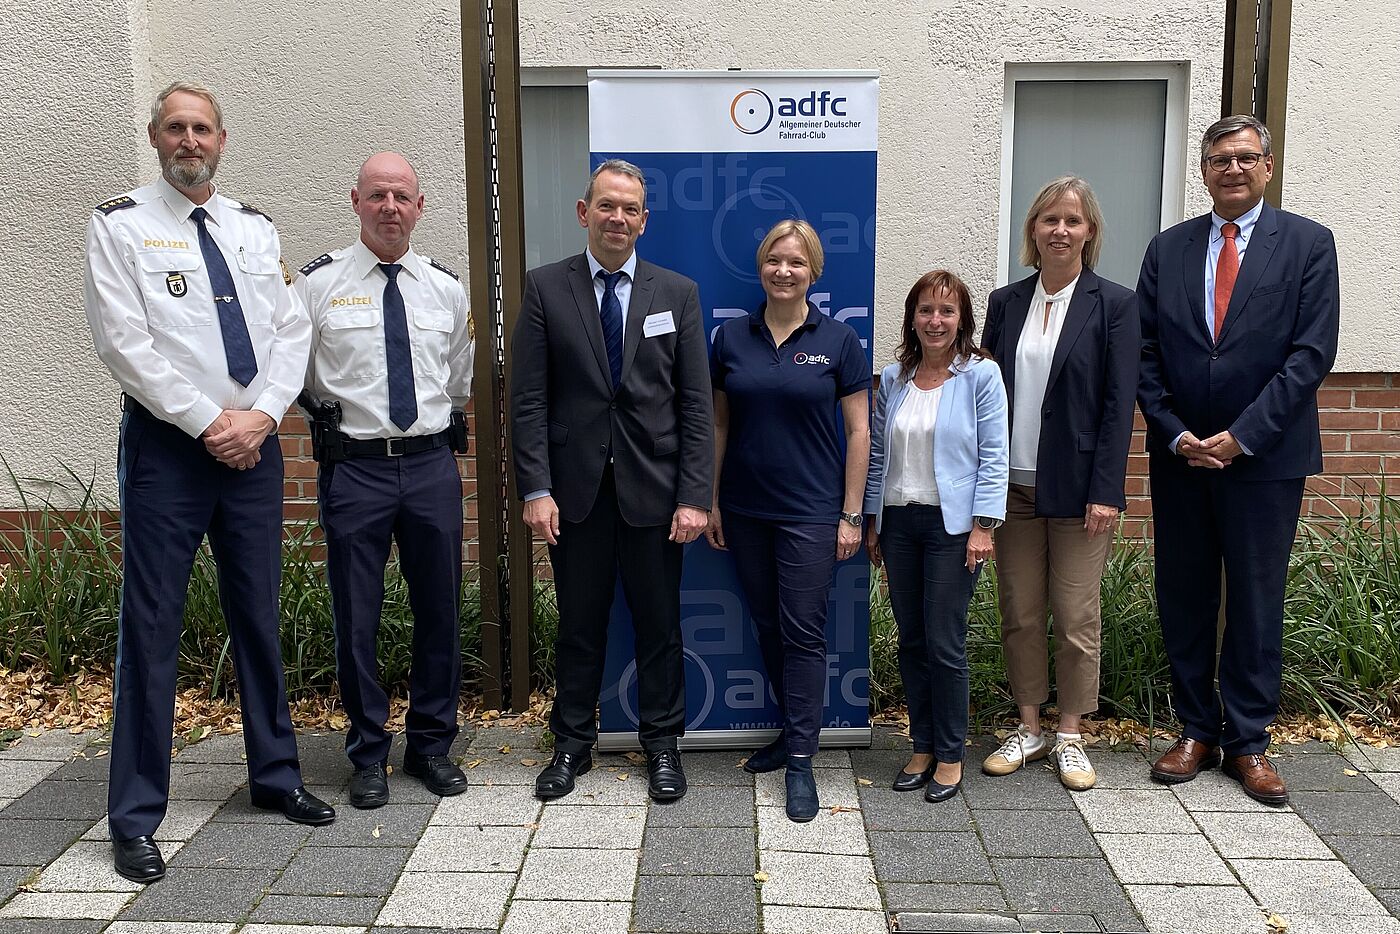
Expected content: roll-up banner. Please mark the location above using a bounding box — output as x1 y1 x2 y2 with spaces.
589 70 878 751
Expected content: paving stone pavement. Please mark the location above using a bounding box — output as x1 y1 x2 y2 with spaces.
1 726 1399 933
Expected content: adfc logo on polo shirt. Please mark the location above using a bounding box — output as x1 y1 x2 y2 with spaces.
794 352 831 365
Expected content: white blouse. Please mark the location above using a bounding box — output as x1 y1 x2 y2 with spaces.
1009 274 1079 486
884 383 943 507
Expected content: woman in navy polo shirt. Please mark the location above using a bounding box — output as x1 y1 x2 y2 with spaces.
705 219 871 823
864 269 1008 803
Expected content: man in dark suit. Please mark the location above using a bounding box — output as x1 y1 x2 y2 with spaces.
510 159 713 801
1138 115 1339 805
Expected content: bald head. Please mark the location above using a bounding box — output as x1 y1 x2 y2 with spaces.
352 151 424 262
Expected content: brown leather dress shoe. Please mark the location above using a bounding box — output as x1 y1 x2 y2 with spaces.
1222 753 1289 806
1150 737 1221 784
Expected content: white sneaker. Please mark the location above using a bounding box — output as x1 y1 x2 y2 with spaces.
1052 734 1097 791
982 725 1048 776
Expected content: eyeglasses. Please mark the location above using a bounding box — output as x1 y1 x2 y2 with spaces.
1205 152 1266 172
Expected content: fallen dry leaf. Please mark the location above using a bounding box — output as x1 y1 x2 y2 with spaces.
617 772 629 781
1343 768 1360 777
753 871 769 883
856 778 873 786
465 758 484 769
830 805 858 814
499 744 512 754
1265 910 1289 932
520 758 539 767
371 824 383 839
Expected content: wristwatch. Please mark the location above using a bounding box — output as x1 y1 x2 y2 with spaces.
840 511 864 528
975 516 1003 530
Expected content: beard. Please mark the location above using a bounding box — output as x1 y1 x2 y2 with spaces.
162 151 218 189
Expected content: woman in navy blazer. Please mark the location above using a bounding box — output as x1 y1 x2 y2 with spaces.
979 176 1139 791
863 269 1008 802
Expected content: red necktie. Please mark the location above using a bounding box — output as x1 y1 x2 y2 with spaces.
1213 222 1240 341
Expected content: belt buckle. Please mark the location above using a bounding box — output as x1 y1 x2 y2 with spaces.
385 437 405 457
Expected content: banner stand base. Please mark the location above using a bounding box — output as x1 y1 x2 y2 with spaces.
597 727 871 753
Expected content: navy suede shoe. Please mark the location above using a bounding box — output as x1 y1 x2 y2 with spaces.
785 755 819 822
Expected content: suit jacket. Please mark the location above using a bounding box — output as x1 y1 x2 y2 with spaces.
1137 203 1339 481
982 268 1140 516
863 355 1009 535
510 252 714 526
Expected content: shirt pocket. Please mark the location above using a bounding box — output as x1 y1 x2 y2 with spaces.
136 250 208 329
411 306 455 377
321 306 386 379
234 249 283 326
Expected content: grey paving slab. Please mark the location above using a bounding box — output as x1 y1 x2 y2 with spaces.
173 733 249 764
892 913 1019 933
1370 772 1400 807
427 783 541 826
209 785 346 823
239 926 370 934
0 799 11 815
1267 752 1378 792
549 767 651 806
32 840 182 893
645 785 752 828
1168 769 1296 812
0 892 131 920
513 847 639 901
533 803 645 848
168 820 309 869
168 763 249 800
1194 810 1334 859
755 767 860 809
761 905 888 934
1072 788 1196 834
974 808 1101 858
83 799 223 842
1232 858 1390 917
367 929 492 934
309 804 435 848
992 857 1146 933
641 826 755 875
880 882 1008 913
1125 890 1271 934
0 819 92 865
633 874 757 933
869 830 995 884
290 732 355 787
0 777 107 820
959 764 1076 811
677 751 756 786
758 851 881 909
249 895 384 927
850 748 917 784
757 804 869 855
0 730 92 761
404 825 530 872
1083 747 1157 789
376 872 514 929
499 899 632 934
1278 915 1400 934
858 784 975 832
0 760 62 794
464 724 541 753
1017 912 1103 932
1291 790 1400 835
119 867 279 921
1096 833 1236 886
0 865 38 900
1380 889 1400 917
0 922 106 934
1342 743 1400 773
272 846 411 896
457 755 542 787
106 924 236 934
45 749 111 782
1321 833 1400 887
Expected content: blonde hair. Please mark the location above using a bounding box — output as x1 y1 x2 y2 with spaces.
150 81 224 130
756 219 824 281
1018 175 1104 269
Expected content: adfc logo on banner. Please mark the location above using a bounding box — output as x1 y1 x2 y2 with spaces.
729 89 774 134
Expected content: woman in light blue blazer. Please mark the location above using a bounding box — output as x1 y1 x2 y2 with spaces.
864 269 1009 802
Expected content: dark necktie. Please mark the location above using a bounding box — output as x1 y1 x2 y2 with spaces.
598 270 625 388
379 263 418 431
1214 222 1240 342
189 207 257 387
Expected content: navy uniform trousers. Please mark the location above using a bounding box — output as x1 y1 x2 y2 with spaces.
1150 452 1305 756
110 409 302 840
318 446 463 768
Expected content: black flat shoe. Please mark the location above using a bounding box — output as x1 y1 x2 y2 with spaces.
743 734 788 774
112 834 165 884
647 748 687 802
892 765 935 792
349 760 389 809
404 751 468 797
924 777 962 803
252 786 337 825
535 750 592 799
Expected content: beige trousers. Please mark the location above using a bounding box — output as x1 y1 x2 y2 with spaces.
994 483 1111 715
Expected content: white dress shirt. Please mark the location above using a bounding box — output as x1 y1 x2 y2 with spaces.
1204 196 1264 334
84 177 312 438
294 239 473 439
1009 273 1078 486
586 248 637 339
883 383 942 507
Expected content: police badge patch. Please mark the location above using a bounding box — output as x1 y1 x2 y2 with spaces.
166 272 188 297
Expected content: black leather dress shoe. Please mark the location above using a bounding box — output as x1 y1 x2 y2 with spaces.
349 760 389 809
924 777 962 803
892 764 935 792
404 751 468 797
112 834 165 883
646 748 687 802
252 786 337 825
535 750 592 799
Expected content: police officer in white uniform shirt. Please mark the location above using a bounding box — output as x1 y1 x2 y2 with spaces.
293 152 474 809
84 81 334 885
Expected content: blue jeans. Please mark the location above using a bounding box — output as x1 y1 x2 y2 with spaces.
880 504 980 762
723 511 837 756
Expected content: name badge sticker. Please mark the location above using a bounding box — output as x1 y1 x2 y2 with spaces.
643 310 676 338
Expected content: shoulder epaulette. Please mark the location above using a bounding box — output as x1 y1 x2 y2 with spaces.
299 253 335 277
238 201 272 221
95 196 136 215
428 258 461 280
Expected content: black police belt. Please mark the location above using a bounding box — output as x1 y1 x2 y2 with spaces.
333 429 452 460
